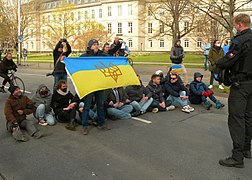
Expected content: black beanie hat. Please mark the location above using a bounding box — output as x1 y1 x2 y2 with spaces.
8 85 19 95
88 39 99 48
59 43 64 48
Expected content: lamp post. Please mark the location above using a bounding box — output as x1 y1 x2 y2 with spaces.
18 0 21 65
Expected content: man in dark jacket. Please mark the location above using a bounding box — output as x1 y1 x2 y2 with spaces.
32 84 55 126
105 87 133 119
189 72 224 110
53 38 72 87
0 53 17 93
4 86 42 142
125 74 153 116
146 74 167 113
80 39 110 135
51 80 77 131
102 37 122 56
165 73 194 113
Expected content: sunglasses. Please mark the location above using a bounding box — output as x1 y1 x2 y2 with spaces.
171 77 177 80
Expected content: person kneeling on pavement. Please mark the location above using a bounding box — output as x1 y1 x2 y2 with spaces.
189 72 224 110
4 86 42 142
125 74 153 117
32 84 56 126
165 73 194 113
51 80 77 131
147 74 174 113
105 87 133 120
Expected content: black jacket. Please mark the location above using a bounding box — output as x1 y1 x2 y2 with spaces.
170 45 184 64
164 80 189 97
80 48 108 57
146 81 165 103
53 41 72 73
108 41 122 56
51 90 74 115
104 87 128 107
125 82 152 102
0 57 17 74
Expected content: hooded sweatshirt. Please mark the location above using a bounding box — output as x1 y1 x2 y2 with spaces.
170 40 184 64
32 84 52 113
0 57 17 74
189 72 209 96
164 76 189 97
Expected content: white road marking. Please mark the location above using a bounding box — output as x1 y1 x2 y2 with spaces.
17 72 70 78
4 86 31 94
131 117 152 124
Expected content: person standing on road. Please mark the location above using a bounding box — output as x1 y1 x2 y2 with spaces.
222 39 230 55
170 39 188 85
208 40 225 90
53 38 72 88
22 48 28 66
201 40 211 71
4 86 42 142
216 14 252 168
0 53 17 93
79 39 110 135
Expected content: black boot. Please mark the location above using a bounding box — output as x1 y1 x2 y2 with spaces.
131 110 141 117
243 151 251 159
65 119 76 131
219 157 244 168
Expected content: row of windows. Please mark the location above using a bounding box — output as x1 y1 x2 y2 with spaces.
148 21 190 34
147 40 202 48
107 22 133 34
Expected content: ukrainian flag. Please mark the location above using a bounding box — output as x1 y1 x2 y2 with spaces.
64 57 140 99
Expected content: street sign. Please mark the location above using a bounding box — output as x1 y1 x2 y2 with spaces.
18 35 23 42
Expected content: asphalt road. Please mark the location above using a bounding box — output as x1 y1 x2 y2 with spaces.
0 68 251 180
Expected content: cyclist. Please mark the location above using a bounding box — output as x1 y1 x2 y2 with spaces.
0 53 17 93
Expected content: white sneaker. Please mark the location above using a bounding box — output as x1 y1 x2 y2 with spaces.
166 105 175 111
152 108 159 113
187 105 194 112
219 85 224 90
208 85 213 89
182 106 190 113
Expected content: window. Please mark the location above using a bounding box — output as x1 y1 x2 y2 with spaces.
108 23 112 34
184 40 189 47
118 23 122 33
159 10 164 16
128 40 133 48
118 5 122 16
30 29 33 38
47 3 51 9
31 42 34 49
84 11 88 19
92 10 95 19
128 4 133 15
52 2 56 8
99 9 102 18
159 40 164 47
108 6 112 16
77 0 81 4
148 40 152 48
148 23 152 33
78 11 81 20
47 15 50 23
197 39 202 47
160 22 164 33
42 16 45 24
71 12 74 21
42 29 45 38
184 21 189 33
128 22 133 33
148 8 151 16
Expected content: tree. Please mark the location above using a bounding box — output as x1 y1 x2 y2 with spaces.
191 0 252 38
143 0 198 43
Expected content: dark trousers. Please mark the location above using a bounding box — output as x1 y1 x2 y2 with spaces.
228 81 252 161
0 72 11 86
189 94 217 104
57 108 76 123
210 72 221 85
149 100 166 111
82 90 106 127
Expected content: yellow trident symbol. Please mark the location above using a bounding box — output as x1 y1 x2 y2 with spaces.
95 62 123 82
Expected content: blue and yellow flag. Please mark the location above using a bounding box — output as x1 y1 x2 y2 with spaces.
64 57 140 99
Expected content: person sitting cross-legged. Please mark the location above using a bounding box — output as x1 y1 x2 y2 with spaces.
165 73 194 113
125 74 153 117
51 80 77 131
5 86 42 142
189 72 224 110
32 84 56 126
146 74 174 113
105 87 133 120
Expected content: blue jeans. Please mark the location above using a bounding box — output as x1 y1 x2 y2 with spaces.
54 72 67 87
79 102 97 120
204 55 209 70
130 98 153 113
167 91 188 107
107 105 133 120
35 104 56 125
82 90 105 127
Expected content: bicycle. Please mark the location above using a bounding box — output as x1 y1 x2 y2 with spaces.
7 70 25 94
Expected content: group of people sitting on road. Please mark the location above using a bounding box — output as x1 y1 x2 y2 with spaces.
1 37 224 142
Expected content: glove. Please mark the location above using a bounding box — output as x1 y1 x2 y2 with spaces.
207 90 213 96
202 92 208 97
